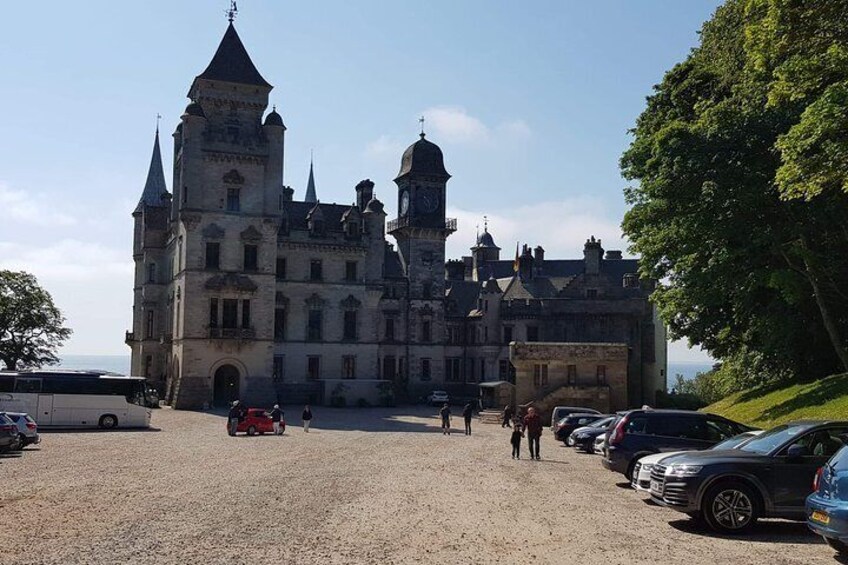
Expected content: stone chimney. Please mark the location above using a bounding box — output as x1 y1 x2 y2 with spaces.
355 179 374 210
445 259 465 281
518 244 535 280
583 236 603 275
282 186 294 203
605 250 622 260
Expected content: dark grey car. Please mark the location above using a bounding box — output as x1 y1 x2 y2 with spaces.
0 413 21 453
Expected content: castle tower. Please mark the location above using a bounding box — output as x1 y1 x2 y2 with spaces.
128 128 171 389
167 21 284 409
470 222 501 281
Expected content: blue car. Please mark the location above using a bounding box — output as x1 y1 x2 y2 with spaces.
807 444 848 556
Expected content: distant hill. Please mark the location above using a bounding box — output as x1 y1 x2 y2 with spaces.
705 373 848 428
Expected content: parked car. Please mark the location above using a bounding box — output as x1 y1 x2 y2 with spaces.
807 442 848 555
427 391 450 406
601 409 753 480
569 416 618 452
227 408 284 436
650 420 848 533
0 413 20 453
631 430 763 492
550 406 601 432
593 434 607 455
0 412 40 448
557 413 609 444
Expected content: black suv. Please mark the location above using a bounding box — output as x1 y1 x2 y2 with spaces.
601 409 752 480
650 420 848 533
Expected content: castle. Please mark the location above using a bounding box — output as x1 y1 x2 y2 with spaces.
127 22 666 410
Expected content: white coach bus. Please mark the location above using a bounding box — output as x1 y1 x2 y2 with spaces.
0 370 152 429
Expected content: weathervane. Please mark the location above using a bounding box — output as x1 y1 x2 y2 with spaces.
156 113 162 134
483 215 488 231
226 1 238 23
419 115 425 136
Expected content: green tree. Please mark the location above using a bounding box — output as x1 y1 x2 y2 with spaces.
622 0 848 387
0 270 72 370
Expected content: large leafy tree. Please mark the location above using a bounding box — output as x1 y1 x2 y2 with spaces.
622 0 848 386
0 270 72 370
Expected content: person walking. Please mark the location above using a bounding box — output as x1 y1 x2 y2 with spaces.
302 405 313 432
439 403 452 435
511 424 524 459
462 402 474 435
501 405 514 428
270 404 284 435
523 406 543 460
227 400 241 436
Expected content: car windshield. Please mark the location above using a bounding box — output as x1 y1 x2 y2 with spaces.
739 424 809 455
831 446 848 471
592 417 615 428
711 432 755 451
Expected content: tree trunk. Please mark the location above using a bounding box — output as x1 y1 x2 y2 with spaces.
801 243 848 373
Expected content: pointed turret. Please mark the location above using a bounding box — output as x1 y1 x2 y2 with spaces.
304 160 318 203
193 23 270 90
134 129 169 214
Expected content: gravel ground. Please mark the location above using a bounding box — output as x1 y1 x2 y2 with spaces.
0 407 839 565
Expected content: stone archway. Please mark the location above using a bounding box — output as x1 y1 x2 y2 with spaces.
213 364 240 407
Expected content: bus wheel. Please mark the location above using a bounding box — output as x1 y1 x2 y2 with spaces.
99 414 118 429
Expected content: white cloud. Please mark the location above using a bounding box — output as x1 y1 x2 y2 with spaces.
0 239 131 281
423 106 491 143
364 135 406 159
0 183 78 226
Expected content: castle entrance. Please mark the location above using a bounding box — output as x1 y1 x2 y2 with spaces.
213 364 240 407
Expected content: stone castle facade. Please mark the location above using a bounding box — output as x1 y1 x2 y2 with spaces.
128 23 666 410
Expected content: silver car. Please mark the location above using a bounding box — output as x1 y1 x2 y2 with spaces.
1 412 40 448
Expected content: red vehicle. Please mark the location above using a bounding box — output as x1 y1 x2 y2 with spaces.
229 408 285 436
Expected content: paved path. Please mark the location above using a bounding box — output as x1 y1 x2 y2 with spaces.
0 407 837 564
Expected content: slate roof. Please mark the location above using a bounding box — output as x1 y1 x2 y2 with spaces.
195 23 270 88
305 161 318 203
283 201 352 232
134 130 169 213
384 244 405 278
445 280 481 315
481 258 639 280
396 134 450 180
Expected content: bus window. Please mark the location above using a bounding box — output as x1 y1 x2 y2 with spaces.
0 376 13 392
14 378 42 393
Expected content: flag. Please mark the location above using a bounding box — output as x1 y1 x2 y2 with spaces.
513 242 520 272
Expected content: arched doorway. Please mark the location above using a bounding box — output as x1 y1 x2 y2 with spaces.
213 364 240 407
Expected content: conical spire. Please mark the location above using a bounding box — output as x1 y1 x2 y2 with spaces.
194 23 270 88
304 158 318 203
134 128 169 214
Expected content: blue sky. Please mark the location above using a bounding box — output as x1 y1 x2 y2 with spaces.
0 0 721 362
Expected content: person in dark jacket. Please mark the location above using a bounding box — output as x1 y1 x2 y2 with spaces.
269 404 284 435
439 403 452 435
511 424 524 459
302 405 313 432
501 405 514 428
227 400 241 436
523 407 543 460
462 403 474 435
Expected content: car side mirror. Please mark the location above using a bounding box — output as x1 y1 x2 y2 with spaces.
786 444 808 460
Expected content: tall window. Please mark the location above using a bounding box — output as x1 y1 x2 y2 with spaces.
274 308 287 341
342 356 356 379
147 263 156 283
448 325 461 345
243 245 258 272
273 355 285 382
146 310 154 339
465 359 476 383
310 259 323 281
343 310 357 341
484 326 488 343
422 281 432 299
385 317 395 341
276 258 286 280
596 365 607 385
307 356 321 380
383 356 396 380
222 299 238 329
533 364 549 388
421 358 432 381
527 326 539 342
209 298 219 328
445 358 462 382
567 364 577 385
422 321 431 342
480 360 486 382
345 261 357 282
226 188 240 211
586 288 598 299
205 242 220 270
241 300 251 328
307 309 323 341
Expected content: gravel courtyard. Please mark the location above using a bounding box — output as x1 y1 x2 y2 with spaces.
0 407 839 565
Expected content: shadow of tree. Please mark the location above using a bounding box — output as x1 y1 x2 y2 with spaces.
668 518 823 545
762 375 848 421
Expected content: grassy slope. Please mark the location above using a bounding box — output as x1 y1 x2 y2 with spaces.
705 373 848 428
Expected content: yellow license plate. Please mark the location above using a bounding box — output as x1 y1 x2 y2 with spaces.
811 510 830 525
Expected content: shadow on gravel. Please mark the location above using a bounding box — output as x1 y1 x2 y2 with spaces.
615 482 632 489
0 452 23 459
41 427 162 434
669 519 823 545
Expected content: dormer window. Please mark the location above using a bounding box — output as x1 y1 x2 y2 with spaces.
346 221 359 238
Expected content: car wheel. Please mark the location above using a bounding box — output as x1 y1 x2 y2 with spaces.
99 415 118 429
825 537 848 554
625 460 638 481
247 425 257 436
702 481 759 534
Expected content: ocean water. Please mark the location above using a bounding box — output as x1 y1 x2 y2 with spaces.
56 355 131 375
668 363 716 382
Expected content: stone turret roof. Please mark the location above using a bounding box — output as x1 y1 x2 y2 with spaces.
194 23 270 88
304 160 318 203
134 129 169 214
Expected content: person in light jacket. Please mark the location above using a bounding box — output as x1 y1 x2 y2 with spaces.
302 405 313 432
269 405 284 435
227 400 241 436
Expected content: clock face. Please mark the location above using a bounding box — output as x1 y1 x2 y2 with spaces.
400 191 410 216
417 188 439 214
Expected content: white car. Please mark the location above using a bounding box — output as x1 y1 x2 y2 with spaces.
427 391 450 406
593 434 607 455
631 430 763 492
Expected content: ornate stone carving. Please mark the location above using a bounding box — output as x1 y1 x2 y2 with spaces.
418 304 435 317
204 273 258 292
305 293 326 308
223 169 245 185
202 223 225 239
240 225 262 242
275 292 289 306
180 213 202 231
340 295 362 310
